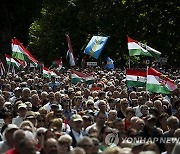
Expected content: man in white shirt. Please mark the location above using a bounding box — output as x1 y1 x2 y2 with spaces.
43 92 62 112
14 104 27 126
69 114 83 147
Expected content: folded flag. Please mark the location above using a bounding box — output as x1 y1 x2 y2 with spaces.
71 70 95 84
11 38 38 66
84 36 108 59
127 36 161 59
106 57 114 70
65 34 76 66
146 67 177 94
126 69 146 87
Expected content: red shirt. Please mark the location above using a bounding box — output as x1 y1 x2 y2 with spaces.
6 148 20 154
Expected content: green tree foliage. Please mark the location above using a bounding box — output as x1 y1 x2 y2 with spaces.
28 0 179 66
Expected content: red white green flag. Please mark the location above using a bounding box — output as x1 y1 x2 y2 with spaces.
11 38 38 66
127 36 161 59
126 69 146 87
71 70 95 84
146 67 177 94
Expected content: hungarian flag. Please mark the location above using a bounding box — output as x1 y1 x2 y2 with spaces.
127 36 161 59
57 57 62 70
65 34 76 66
11 38 38 66
71 70 95 84
146 67 177 94
43 67 51 78
126 69 146 87
6 55 21 69
0 60 5 76
43 67 57 78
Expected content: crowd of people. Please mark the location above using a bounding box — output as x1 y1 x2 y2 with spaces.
0 66 179 154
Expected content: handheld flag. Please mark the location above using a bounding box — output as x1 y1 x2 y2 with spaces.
57 57 62 70
127 36 161 59
71 70 95 84
146 67 177 94
106 57 114 70
43 67 50 78
6 55 21 69
11 38 38 66
65 34 76 66
0 60 5 76
84 36 108 59
126 69 146 87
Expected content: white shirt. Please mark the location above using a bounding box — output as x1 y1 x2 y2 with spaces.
72 129 83 143
43 102 62 112
133 105 143 117
13 116 24 127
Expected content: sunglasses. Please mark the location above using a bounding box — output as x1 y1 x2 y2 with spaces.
38 119 45 122
37 132 45 136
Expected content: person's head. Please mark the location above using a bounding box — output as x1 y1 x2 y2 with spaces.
48 118 63 131
82 115 93 129
88 126 99 138
24 111 37 127
71 147 86 154
54 92 61 102
154 100 163 110
0 94 5 109
158 112 169 125
86 99 94 110
125 107 135 120
44 138 58 154
3 112 13 124
70 114 83 132
112 90 120 99
145 101 154 108
3 124 19 148
31 94 39 106
108 110 117 121
140 105 149 116
113 118 125 131
58 134 72 153
18 103 27 117
167 116 179 130
18 137 37 154
13 129 26 150
99 126 113 143
48 92 55 103
138 96 145 106
121 98 129 110
129 91 137 99
130 116 139 129
174 128 180 138
144 115 156 129
135 118 145 131
98 100 107 112
142 142 160 154
25 101 32 111
22 88 31 100
35 127 47 145
61 95 71 110
20 120 35 133
77 136 93 154
41 91 48 101
96 111 107 126
36 114 46 128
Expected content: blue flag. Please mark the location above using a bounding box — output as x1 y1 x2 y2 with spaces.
106 57 114 70
84 36 108 59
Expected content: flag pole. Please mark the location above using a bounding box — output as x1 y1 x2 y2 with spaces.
129 57 131 68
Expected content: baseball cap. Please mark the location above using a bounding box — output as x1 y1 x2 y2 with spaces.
18 103 27 110
25 111 36 119
70 114 83 122
14 87 22 91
